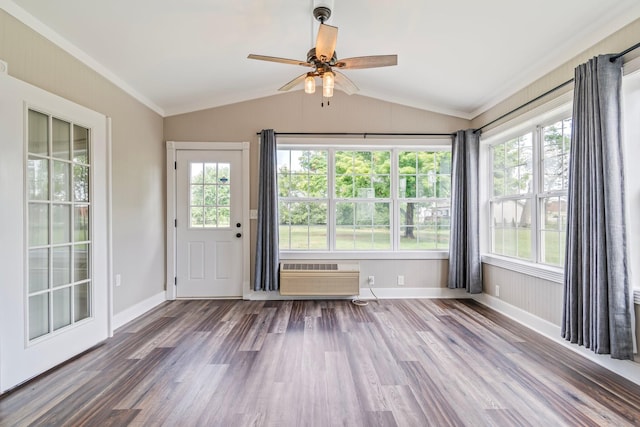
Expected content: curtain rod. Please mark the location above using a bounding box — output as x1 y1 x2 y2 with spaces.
255 131 454 137
474 40 640 134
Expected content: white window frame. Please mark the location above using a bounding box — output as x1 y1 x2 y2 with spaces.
480 93 573 283
277 138 451 260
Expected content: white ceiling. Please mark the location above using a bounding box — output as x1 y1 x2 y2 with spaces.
5 0 640 118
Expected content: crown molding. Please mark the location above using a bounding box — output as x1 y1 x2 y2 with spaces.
1 0 165 116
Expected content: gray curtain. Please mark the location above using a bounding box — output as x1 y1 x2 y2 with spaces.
448 129 482 293
253 129 279 291
562 55 633 360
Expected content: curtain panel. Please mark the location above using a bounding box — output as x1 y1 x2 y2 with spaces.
253 129 280 291
448 129 482 294
562 55 633 360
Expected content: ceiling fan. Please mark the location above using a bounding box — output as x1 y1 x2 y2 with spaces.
247 6 397 98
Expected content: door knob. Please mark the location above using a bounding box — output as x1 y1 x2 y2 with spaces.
236 223 241 228
236 233 242 238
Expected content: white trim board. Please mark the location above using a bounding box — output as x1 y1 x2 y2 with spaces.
244 287 471 301
472 294 640 387
112 291 167 331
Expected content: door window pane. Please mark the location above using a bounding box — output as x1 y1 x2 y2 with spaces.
28 156 49 200
74 244 89 281
29 249 49 292
52 118 71 160
28 110 49 155
53 287 72 331
53 161 70 201
52 204 71 244
73 125 89 164
74 205 90 242
74 282 90 322
73 165 89 202
29 203 49 246
52 246 71 286
29 293 49 340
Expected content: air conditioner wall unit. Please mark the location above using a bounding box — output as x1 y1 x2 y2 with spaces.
280 262 360 296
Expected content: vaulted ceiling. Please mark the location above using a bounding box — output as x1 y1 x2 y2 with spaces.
7 0 640 118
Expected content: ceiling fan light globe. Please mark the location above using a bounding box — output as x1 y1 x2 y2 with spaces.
305 76 316 94
323 85 334 98
323 71 335 90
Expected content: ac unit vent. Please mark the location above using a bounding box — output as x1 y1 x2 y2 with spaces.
282 263 338 271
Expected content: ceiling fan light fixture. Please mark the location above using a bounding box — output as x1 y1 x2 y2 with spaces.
304 74 316 94
323 71 335 97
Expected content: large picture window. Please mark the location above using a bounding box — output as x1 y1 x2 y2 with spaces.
489 117 571 267
277 145 451 252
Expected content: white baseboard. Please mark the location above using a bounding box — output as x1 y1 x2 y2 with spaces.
244 287 470 301
472 293 640 387
112 291 167 331
361 287 471 299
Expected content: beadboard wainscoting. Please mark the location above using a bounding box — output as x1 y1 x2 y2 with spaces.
482 264 563 326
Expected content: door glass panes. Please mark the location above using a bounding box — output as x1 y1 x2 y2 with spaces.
28 156 49 200
26 110 92 341
190 162 231 228
53 287 72 331
52 118 71 160
29 294 49 340
29 249 49 292
73 125 89 164
28 110 48 155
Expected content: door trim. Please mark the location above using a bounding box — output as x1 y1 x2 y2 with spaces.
166 141 250 300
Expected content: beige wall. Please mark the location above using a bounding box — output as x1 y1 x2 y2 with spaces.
0 10 165 313
164 90 470 290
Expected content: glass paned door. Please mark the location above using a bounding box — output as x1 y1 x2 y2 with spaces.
27 109 92 341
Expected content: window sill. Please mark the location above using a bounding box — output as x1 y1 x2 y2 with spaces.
280 251 449 260
481 254 564 284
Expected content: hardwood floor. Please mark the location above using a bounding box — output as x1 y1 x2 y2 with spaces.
1 299 640 426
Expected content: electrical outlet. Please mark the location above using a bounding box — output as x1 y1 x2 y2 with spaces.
368 275 375 285
495 285 500 297
115 274 121 287
397 275 405 286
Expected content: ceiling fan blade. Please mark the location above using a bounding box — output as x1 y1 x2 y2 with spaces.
278 73 308 92
315 24 338 61
336 55 398 70
334 71 359 95
247 54 310 67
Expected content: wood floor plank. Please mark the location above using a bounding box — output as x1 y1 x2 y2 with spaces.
2 299 640 426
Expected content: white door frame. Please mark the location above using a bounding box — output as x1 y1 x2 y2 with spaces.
166 141 250 300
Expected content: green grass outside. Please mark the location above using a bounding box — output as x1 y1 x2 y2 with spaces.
279 225 449 250
493 228 565 266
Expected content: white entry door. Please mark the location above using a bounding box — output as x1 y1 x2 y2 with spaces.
0 74 109 393
176 150 244 297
